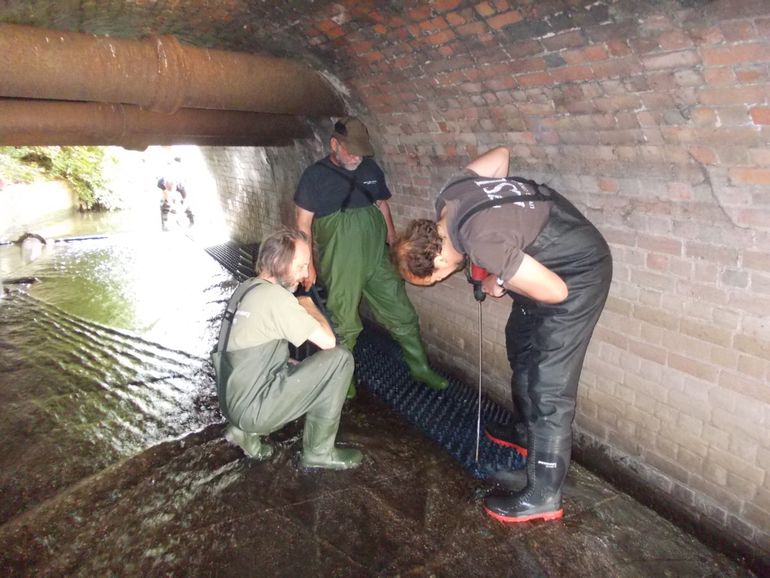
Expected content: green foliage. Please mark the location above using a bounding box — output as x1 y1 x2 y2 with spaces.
0 146 117 210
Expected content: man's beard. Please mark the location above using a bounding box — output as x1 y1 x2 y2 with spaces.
277 276 298 292
341 158 362 171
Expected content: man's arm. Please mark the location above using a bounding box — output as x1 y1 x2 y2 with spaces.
465 146 510 178
376 199 397 245
297 296 336 349
295 206 317 290
481 254 568 304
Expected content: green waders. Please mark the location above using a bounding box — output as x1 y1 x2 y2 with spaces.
217 342 362 469
313 205 447 397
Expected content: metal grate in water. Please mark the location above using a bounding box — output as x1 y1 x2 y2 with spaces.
204 241 259 281
204 240 523 479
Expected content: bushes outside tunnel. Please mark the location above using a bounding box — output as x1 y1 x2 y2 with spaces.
0 146 120 211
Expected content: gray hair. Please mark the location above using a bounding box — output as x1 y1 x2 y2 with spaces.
255 227 308 279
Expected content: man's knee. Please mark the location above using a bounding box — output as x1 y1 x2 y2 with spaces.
316 346 354 375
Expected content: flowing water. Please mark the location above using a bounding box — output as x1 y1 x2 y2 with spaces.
0 212 236 546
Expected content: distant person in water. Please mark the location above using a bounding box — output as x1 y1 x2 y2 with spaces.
157 176 194 231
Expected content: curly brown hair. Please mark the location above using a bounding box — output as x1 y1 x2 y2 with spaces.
391 219 443 280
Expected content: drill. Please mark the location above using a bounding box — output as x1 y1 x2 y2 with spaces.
468 262 488 302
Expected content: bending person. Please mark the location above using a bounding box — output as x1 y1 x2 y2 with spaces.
212 227 362 470
392 147 612 523
294 116 447 398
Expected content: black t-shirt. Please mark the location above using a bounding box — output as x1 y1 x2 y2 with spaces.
436 171 552 281
294 156 391 217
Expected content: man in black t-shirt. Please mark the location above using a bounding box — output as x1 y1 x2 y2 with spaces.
393 146 612 525
294 117 447 398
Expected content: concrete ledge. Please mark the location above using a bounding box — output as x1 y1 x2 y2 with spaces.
574 428 770 576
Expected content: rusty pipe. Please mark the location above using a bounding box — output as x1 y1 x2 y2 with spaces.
4 133 295 148
0 100 309 146
0 23 344 116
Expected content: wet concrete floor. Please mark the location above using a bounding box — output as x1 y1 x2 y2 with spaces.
0 229 756 577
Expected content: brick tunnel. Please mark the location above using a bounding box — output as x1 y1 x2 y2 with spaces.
0 0 768 574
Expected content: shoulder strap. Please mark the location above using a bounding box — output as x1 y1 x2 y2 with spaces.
213 278 264 354
453 176 552 233
315 161 375 210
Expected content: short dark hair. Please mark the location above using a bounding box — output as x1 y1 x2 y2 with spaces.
256 227 308 279
391 219 443 279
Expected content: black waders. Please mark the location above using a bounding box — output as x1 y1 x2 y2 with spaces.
481 187 612 523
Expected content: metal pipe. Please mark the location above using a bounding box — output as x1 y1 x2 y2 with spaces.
5 133 295 149
0 23 344 116
0 100 308 147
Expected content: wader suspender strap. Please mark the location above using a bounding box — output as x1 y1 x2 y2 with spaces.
452 176 552 234
316 161 375 212
213 278 263 356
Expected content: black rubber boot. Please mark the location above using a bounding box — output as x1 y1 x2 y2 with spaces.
160 202 171 232
484 435 571 523
484 420 528 456
393 329 448 391
300 415 363 470
488 468 527 491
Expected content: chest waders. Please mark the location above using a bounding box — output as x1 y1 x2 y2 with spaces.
211 279 363 469
446 178 612 523
313 205 448 398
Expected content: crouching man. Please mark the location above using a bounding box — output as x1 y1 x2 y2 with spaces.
212 227 362 470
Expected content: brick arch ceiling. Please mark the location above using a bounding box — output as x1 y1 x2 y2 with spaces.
2 0 636 122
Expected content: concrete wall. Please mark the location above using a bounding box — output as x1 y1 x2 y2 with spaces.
1 0 767 561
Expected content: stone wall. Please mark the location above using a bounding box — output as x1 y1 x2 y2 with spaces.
201 129 328 244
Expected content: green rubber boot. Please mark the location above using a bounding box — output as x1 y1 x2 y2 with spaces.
393 329 448 391
224 424 274 460
300 415 363 470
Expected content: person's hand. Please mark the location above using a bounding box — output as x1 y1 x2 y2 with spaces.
302 261 317 291
482 274 506 298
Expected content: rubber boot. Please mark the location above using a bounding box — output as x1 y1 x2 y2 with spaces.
489 468 527 491
300 414 363 470
224 424 274 460
484 420 528 456
484 435 571 523
160 203 171 232
393 330 448 390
